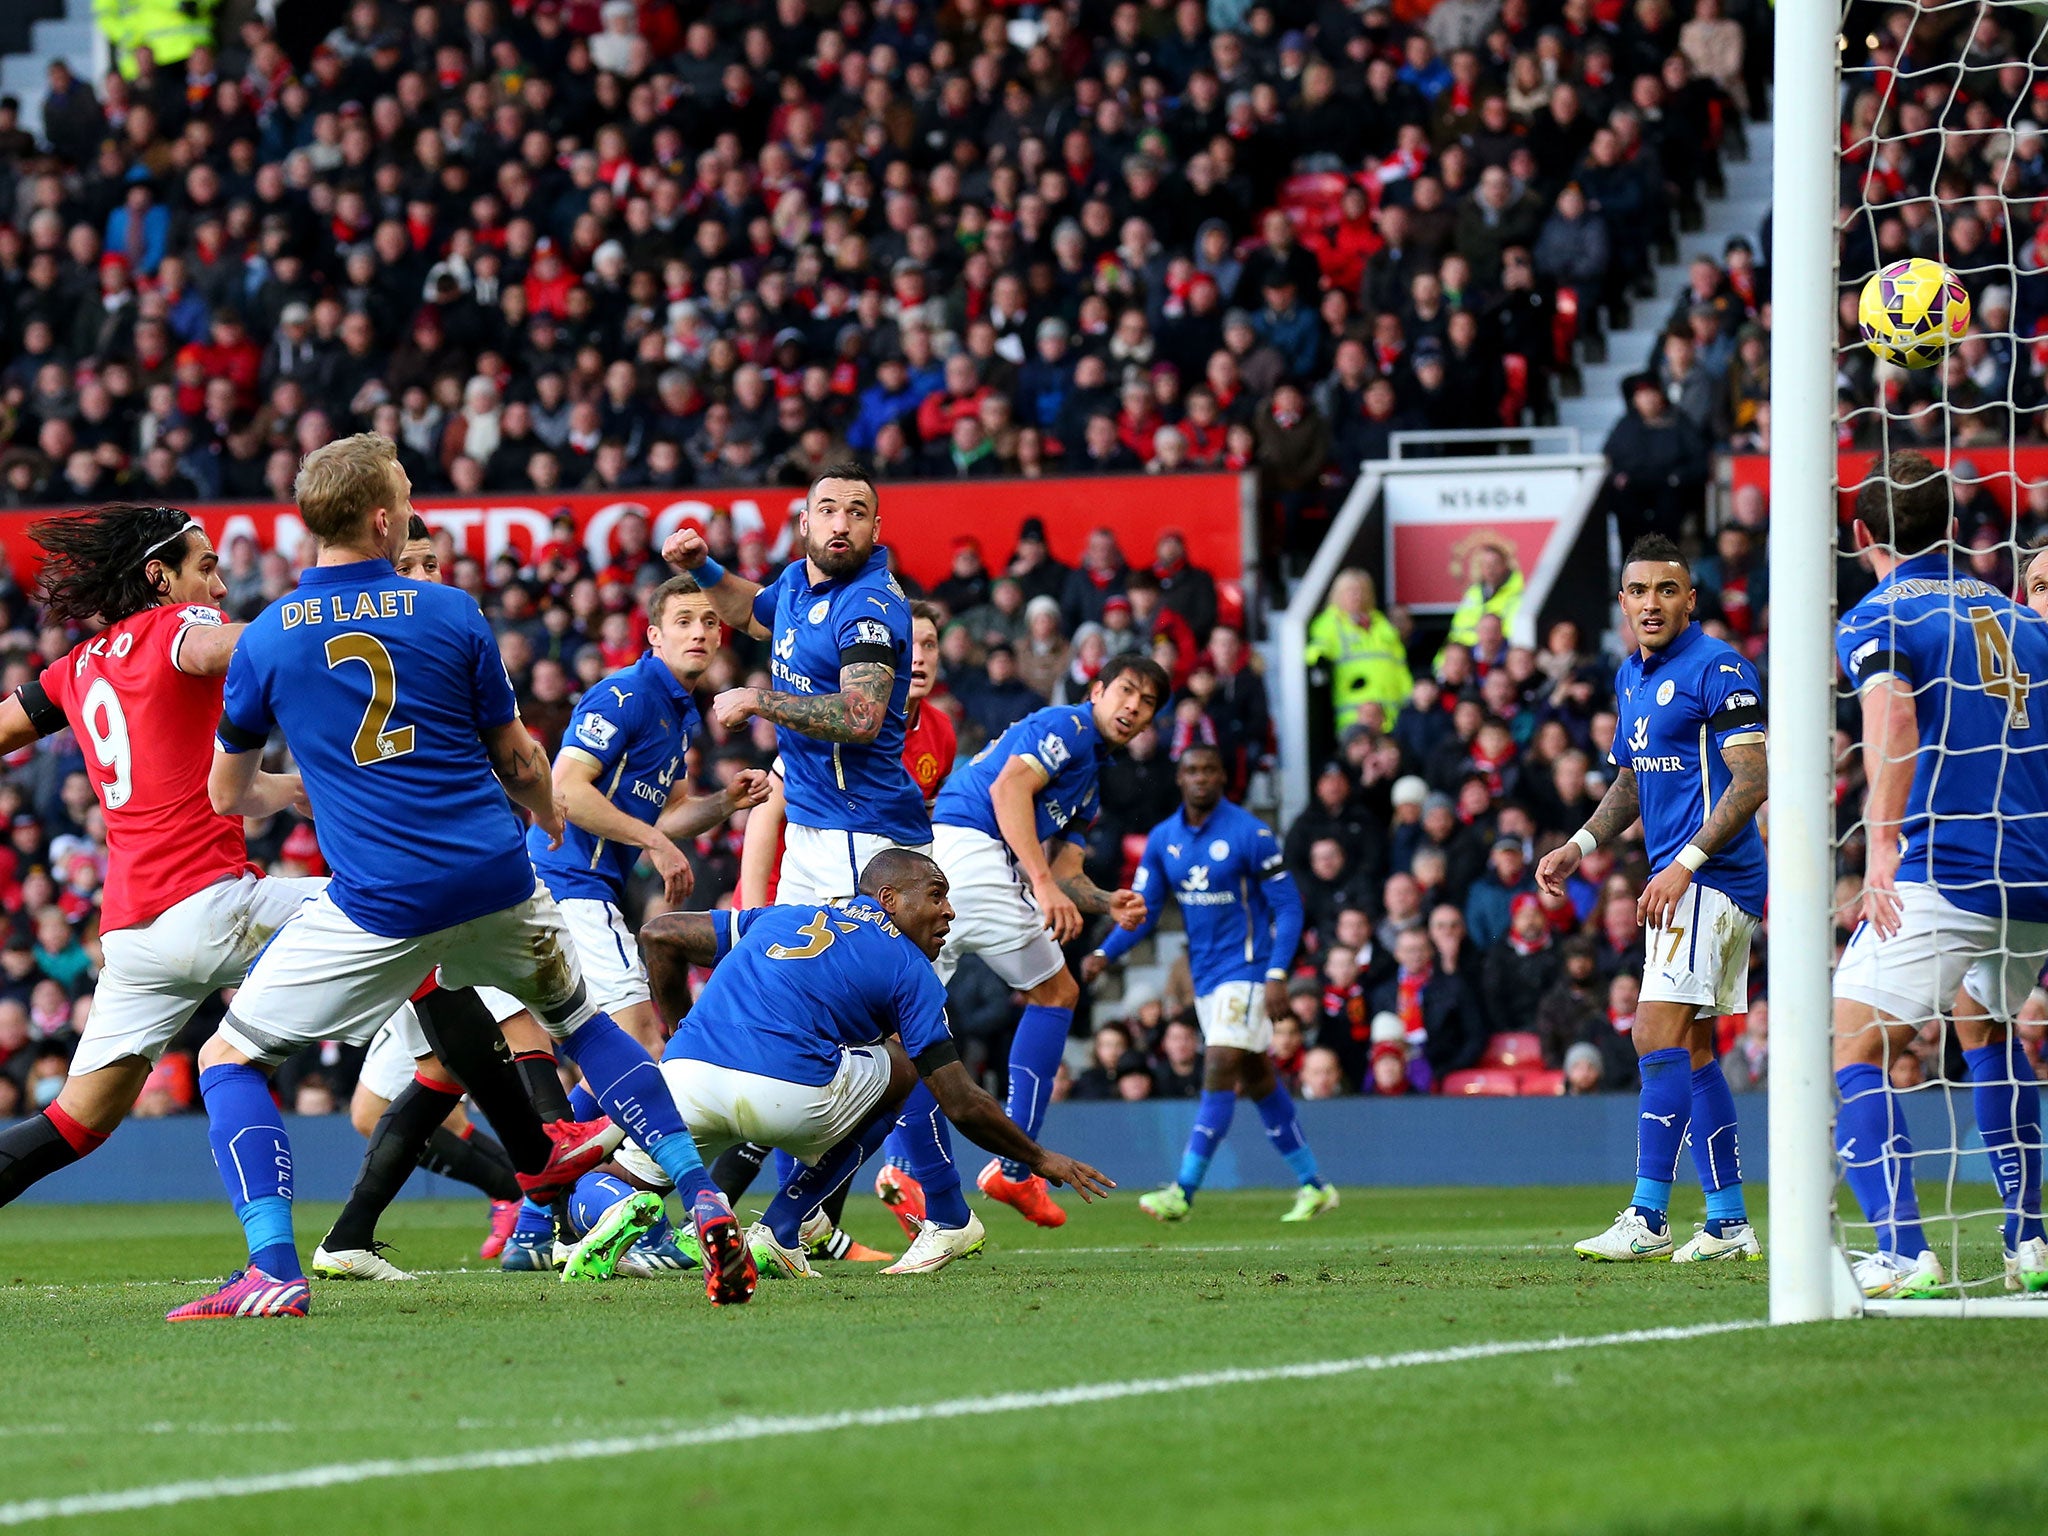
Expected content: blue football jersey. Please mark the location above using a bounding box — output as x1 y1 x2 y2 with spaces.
1097 800 1306 991
1836 550 2048 922
1609 620 1768 916
931 703 1107 844
218 559 533 938
749 548 926 844
663 897 954 1086
528 652 700 904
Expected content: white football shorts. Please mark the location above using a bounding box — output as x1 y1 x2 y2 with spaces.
216 880 605 1068
1639 882 1759 1018
779 822 934 906
73 872 327 1077
1195 981 1270 1053
610 1044 894 1184
356 1003 434 1103
1834 881 2048 1023
929 822 1066 990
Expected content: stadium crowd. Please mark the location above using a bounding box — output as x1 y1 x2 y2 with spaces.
0 0 1826 1118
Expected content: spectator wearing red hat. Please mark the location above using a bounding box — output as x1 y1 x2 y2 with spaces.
932 536 992 617
1482 892 1560 1036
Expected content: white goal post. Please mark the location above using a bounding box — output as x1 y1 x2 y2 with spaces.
1768 0 2048 1321
1764 0 1849 1326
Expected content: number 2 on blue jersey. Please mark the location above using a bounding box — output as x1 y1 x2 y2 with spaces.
324 632 416 766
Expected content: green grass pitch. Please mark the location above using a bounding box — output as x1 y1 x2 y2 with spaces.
1 1188 2045 1535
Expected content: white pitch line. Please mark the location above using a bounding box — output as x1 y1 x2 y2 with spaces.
1004 1241 1558 1256
0 1319 1764 1525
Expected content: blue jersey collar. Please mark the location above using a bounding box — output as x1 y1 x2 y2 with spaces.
633 650 696 708
297 558 395 586
1636 619 1702 676
799 546 891 594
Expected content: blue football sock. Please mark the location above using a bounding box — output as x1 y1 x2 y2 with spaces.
567 1084 602 1121
1966 1038 2046 1249
200 1063 301 1280
999 1004 1071 1179
1836 1063 1928 1255
1689 1059 1747 1230
764 1114 896 1248
1630 1047 1691 1221
512 1197 553 1237
1254 1086 1324 1188
893 1080 969 1228
569 1171 640 1239
881 1129 912 1173
1177 1089 1237 1196
559 1013 712 1203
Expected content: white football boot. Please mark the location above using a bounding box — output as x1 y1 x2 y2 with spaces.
746 1222 820 1279
1671 1221 1764 1262
2003 1236 2048 1294
1852 1248 1944 1298
310 1244 416 1281
1574 1208 1675 1261
880 1214 989 1274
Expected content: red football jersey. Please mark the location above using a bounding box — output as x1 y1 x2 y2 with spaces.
760 699 957 903
40 603 251 931
901 699 957 812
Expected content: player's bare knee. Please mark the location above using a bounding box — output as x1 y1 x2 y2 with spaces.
1031 968 1080 1010
1203 1045 1244 1095
349 1090 386 1138
196 1032 253 1072
55 1060 151 1134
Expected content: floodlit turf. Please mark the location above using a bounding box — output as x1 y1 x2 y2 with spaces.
2 1187 2045 1535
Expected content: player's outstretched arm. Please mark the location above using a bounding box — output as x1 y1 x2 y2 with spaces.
1049 839 1145 930
922 1056 1115 1201
557 750 695 904
1535 765 1640 895
657 767 772 844
663 527 769 639
716 661 893 742
639 910 732 1028
735 769 787 908
482 718 565 846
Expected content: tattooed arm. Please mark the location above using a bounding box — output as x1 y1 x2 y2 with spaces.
1692 740 1767 857
1534 765 1638 897
710 662 894 743
482 718 566 846
1051 839 1148 934
1636 740 1767 928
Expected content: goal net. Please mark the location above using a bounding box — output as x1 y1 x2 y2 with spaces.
1817 0 2048 1315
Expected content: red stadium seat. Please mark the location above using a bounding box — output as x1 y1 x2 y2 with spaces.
1481 1031 1544 1069
1499 353 1528 426
1120 833 1148 888
1441 1069 1521 1097
1554 286 1580 363
1517 1069 1566 1097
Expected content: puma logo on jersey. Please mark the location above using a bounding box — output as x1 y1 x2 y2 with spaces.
1167 844 1182 857
607 686 632 706
1719 664 1743 675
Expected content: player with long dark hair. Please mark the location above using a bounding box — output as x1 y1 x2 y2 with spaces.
0 503 313 1205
